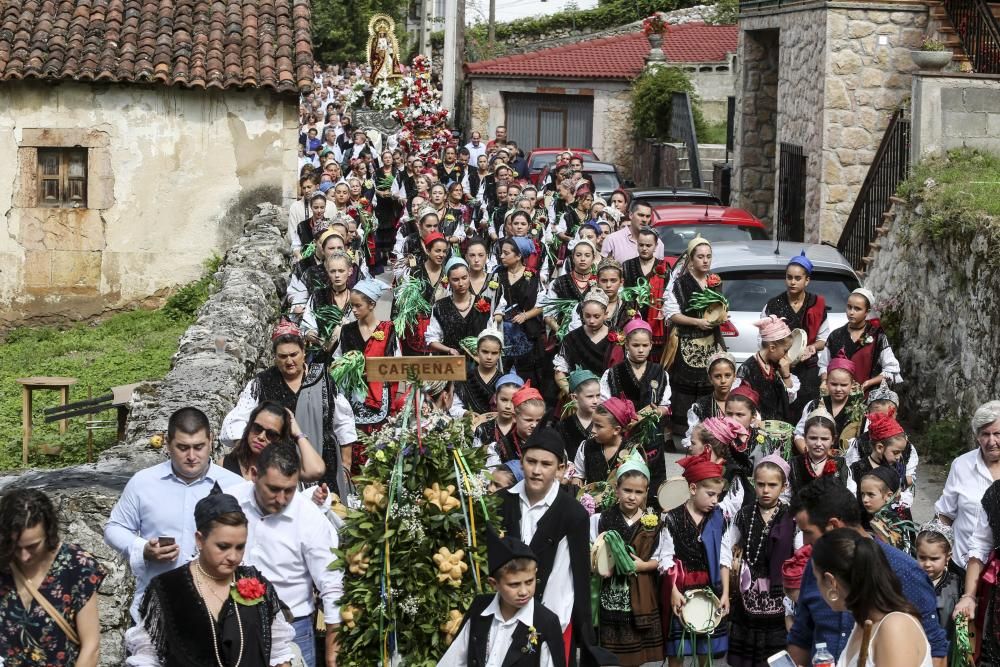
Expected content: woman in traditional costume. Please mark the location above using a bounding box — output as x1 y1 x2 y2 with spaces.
543 238 598 340
492 236 544 385
394 231 449 355
373 149 400 272
125 487 296 667
426 257 492 357
822 287 902 393
332 279 400 468
301 251 357 359
664 237 727 435
220 321 355 497
762 251 828 414
463 237 497 300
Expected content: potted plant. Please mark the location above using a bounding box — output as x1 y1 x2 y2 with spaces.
643 13 667 47
911 38 953 70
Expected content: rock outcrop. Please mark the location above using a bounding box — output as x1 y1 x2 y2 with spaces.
0 203 290 665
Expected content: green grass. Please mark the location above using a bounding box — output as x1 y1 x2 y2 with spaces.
701 121 728 146
0 256 219 471
0 310 193 470
896 148 1000 250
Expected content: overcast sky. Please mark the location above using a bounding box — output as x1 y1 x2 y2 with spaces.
465 0 599 24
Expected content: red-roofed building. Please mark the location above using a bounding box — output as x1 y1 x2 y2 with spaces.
464 23 737 179
0 0 312 321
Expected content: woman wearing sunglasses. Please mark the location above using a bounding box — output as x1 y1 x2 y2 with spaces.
219 401 325 481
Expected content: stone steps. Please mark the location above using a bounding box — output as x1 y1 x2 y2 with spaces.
925 0 1000 68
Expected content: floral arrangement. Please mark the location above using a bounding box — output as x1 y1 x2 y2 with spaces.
642 13 666 35
344 78 403 111
393 55 456 167
330 412 498 666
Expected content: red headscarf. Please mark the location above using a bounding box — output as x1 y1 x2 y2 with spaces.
827 352 857 378
271 320 302 341
603 397 638 429
512 382 543 409
728 384 760 408
868 412 905 442
422 231 447 247
677 450 724 484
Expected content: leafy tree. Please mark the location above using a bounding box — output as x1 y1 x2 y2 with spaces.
630 66 706 141
311 0 409 64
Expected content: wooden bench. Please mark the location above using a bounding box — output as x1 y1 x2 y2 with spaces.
16 376 78 466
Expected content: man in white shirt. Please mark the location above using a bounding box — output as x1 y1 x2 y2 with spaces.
498 428 617 666
226 441 342 667
601 201 665 262
105 407 244 623
465 130 487 165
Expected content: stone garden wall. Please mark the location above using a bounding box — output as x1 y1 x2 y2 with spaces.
0 203 290 665
865 201 1000 423
733 27 779 227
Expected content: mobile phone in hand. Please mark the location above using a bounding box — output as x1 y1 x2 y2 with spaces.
157 536 176 547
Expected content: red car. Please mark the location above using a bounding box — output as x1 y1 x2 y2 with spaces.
651 205 769 266
526 147 598 185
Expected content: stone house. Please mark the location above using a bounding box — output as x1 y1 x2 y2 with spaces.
0 0 313 323
464 22 737 179
731 0 929 241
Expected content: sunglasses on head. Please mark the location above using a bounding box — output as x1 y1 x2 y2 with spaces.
250 422 281 443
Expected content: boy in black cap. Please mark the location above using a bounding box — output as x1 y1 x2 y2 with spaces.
437 529 564 666
499 427 618 667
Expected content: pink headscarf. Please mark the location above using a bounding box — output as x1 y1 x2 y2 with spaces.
603 397 638 429
754 314 792 342
827 352 857 378
701 416 748 448
623 317 653 338
757 452 791 481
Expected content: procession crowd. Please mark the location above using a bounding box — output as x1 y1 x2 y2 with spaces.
3 62 1000 667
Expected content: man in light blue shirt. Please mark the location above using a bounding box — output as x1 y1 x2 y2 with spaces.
104 407 244 623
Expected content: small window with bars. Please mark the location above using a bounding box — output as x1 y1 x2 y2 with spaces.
37 148 88 208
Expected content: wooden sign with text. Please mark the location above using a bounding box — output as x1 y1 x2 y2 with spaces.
365 356 467 382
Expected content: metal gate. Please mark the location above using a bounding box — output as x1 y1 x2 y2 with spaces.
776 143 807 242
504 93 594 153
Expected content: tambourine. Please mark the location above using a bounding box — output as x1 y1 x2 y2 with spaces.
681 587 724 634
590 532 614 577
657 476 690 511
786 328 808 364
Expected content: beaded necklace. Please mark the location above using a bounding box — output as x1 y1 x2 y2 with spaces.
192 562 243 667
744 504 779 568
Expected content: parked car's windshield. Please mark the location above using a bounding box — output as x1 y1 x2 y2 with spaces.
588 171 622 193
529 154 557 172
654 225 768 257
716 269 860 313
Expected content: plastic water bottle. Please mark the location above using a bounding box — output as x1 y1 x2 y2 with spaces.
813 643 835 667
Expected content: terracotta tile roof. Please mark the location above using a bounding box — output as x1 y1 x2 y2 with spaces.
663 22 737 64
465 23 737 80
0 0 313 94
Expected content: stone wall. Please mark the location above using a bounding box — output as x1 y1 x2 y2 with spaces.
733 2 926 241
819 4 926 241
0 81 298 323
733 28 779 227
0 203 290 666
865 201 1000 422
911 72 1000 161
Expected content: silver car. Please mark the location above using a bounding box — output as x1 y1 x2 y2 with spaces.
708 241 863 363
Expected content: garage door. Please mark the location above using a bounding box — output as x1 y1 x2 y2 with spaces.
504 93 594 153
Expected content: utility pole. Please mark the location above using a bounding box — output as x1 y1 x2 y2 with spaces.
488 0 496 48
419 0 430 57
442 0 458 112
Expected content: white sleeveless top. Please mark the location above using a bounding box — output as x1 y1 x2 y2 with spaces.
836 612 932 667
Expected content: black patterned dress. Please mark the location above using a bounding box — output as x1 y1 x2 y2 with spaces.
764 292 827 415
461 367 500 415
557 414 591 462
727 504 796 667
430 295 491 352
788 455 850 497
668 272 725 429
825 322 895 386
558 327 611 379
622 257 656 288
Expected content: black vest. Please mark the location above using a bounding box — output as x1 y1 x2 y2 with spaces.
464 594 565 667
